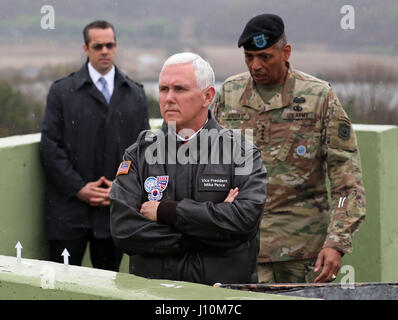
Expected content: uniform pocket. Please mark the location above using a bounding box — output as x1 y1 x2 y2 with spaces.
270 121 317 159
290 132 320 170
277 127 321 173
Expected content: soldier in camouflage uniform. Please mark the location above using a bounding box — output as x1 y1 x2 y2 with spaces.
213 14 366 283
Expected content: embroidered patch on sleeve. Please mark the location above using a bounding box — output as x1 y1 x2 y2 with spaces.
116 161 132 177
338 123 351 140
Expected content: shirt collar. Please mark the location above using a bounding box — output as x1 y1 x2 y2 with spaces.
176 118 209 142
88 62 115 87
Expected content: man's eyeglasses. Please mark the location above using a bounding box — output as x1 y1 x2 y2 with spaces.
90 42 116 51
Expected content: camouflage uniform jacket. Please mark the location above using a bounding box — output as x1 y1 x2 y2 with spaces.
213 63 366 263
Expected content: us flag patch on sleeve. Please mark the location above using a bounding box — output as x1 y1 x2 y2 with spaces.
116 161 132 177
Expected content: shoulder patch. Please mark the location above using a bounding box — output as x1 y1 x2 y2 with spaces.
338 123 351 140
116 161 132 177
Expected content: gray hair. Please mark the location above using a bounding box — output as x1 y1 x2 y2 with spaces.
159 52 215 90
274 34 287 51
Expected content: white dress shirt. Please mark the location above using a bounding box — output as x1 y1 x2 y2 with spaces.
88 62 115 96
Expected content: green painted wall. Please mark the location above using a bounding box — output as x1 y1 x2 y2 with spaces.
0 134 48 260
338 125 398 283
0 134 130 272
0 125 397 292
378 127 398 282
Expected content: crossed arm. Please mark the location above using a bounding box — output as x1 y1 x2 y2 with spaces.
140 187 239 221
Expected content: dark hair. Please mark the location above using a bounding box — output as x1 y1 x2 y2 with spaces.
83 20 116 45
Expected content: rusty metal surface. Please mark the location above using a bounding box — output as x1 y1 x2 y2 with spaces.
219 282 398 300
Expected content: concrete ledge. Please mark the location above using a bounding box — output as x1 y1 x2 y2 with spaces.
0 255 304 300
0 133 40 148
353 124 397 132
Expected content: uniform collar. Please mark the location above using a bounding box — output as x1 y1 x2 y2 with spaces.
240 61 296 112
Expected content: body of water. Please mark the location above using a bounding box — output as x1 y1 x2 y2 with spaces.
143 81 398 110
17 80 398 111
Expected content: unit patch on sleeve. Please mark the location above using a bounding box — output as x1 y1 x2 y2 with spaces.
338 123 351 140
116 161 132 177
144 176 169 200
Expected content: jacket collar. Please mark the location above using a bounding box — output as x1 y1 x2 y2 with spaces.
239 61 296 112
161 110 222 136
73 61 133 91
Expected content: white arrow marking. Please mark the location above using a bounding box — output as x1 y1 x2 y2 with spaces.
61 248 70 265
15 241 23 261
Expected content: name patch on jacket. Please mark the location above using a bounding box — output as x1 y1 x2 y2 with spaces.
198 175 230 192
282 112 315 120
116 161 132 177
223 112 251 121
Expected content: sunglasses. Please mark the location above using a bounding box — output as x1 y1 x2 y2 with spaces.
90 42 116 51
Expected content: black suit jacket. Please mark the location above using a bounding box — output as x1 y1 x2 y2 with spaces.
40 63 150 240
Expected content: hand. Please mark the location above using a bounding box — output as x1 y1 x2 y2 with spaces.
90 176 113 206
314 248 342 283
224 187 239 203
140 201 160 221
76 176 113 207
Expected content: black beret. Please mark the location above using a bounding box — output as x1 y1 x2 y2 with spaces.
238 14 285 51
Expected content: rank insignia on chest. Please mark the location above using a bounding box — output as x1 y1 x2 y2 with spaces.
144 176 169 201
293 105 303 112
116 161 132 177
293 97 306 104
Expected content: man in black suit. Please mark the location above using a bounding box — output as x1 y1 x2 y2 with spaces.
39 20 150 271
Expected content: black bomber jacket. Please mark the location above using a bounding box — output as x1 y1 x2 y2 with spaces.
110 112 267 285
